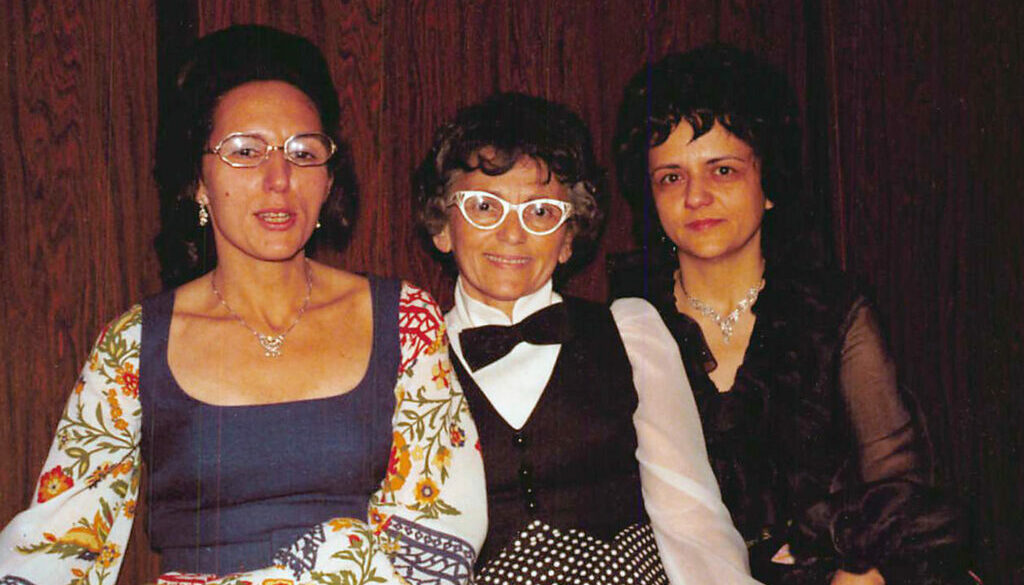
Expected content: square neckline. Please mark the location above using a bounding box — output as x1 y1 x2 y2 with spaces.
158 276 384 410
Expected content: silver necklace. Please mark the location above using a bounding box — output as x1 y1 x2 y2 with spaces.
676 271 765 344
210 261 313 358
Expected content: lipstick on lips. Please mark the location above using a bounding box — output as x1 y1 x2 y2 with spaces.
685 218 724 231
255 209 297 230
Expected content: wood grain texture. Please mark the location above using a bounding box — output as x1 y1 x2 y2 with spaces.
1 1 1021 583
0 0 163 582
821 0 1024 581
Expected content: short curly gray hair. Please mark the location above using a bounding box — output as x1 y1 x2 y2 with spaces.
413 93 606 271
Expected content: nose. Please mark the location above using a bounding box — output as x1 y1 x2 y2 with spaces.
495 209 528 244
262 149 292 193
683 176 713 209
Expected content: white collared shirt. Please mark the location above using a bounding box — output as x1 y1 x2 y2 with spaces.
446 277 562 429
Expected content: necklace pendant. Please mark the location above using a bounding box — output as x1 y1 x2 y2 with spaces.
720 322 734 344
258 334 285 358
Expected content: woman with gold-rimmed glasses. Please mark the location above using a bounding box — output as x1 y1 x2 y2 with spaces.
415 92 757 585
0 25 485 585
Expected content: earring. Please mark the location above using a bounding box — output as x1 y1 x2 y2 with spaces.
315 220 322 229
198 204 209 227
659 233 677 253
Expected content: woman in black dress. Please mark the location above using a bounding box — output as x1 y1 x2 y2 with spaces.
611 45 970 585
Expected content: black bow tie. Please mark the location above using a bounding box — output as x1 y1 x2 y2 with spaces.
458 303 571 371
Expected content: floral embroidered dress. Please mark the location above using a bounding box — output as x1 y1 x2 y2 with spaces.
0 279 486 585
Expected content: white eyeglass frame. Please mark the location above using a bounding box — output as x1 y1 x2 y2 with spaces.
203 132 337 168
449 190 574 236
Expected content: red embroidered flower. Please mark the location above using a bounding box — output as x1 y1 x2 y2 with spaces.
115 362 139 398
348 534 362 546
37 465 74 503
449 424 466 447
384 432 411 492
431 360 451 389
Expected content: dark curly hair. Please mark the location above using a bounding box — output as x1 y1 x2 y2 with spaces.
414 92 606 277
614 44 805 266
154 25 356 288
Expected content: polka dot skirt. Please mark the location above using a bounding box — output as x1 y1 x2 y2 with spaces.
476 520 669 585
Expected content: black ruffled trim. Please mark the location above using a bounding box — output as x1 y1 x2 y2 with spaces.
607 251 969 585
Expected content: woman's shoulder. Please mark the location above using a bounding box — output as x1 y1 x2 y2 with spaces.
606 250 675 302
766 266 867 315
102 303 144 340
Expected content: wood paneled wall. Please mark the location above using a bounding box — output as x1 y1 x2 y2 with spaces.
1 1 1020 583
821 2 1024 582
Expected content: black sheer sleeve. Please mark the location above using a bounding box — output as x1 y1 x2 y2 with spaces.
830 302 967 584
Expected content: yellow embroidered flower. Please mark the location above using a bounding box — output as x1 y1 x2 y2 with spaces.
431 360 451 389
115 362 139 398
378 534 400 554
74 377 86 395
415 478 440 505
96 543 121 568
261 580 294 585
411 445 425 461
89 351 100 372
425 325 446 355
124 499 137 518
105 389 123 420
115 459 134 476
37 465 74 503
384 432 412 492
328 517 356 532
432 446 452 469
368 507 391 534
59 513 108 554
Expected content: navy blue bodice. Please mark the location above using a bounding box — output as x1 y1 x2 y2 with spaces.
139 277 399 575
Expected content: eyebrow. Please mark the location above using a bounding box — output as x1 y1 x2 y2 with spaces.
649 163 682 173
468 189 565 202
650 154 750 172
705 155 750 165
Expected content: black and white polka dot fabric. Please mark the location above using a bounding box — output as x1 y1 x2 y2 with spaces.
476 521 669 585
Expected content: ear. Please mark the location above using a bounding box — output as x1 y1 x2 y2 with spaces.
432 225 453 254
557 230 574 264
324 175 334 202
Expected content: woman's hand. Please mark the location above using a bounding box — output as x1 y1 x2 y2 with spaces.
832 568 885 585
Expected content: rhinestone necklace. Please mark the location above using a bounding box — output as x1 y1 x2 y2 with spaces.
676 270 765 344
210 260 313 358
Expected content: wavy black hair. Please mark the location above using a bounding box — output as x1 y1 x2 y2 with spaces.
614 44 805 266
414 92 606 277
154 25 356 288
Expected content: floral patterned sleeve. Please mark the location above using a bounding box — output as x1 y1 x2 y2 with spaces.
0 305 143 585
168 282 487 585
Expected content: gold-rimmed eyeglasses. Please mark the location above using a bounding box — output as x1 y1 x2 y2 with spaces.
450 190 573 236
203 132 337 168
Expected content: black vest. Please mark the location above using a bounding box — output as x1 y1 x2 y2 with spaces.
452 296 647 568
